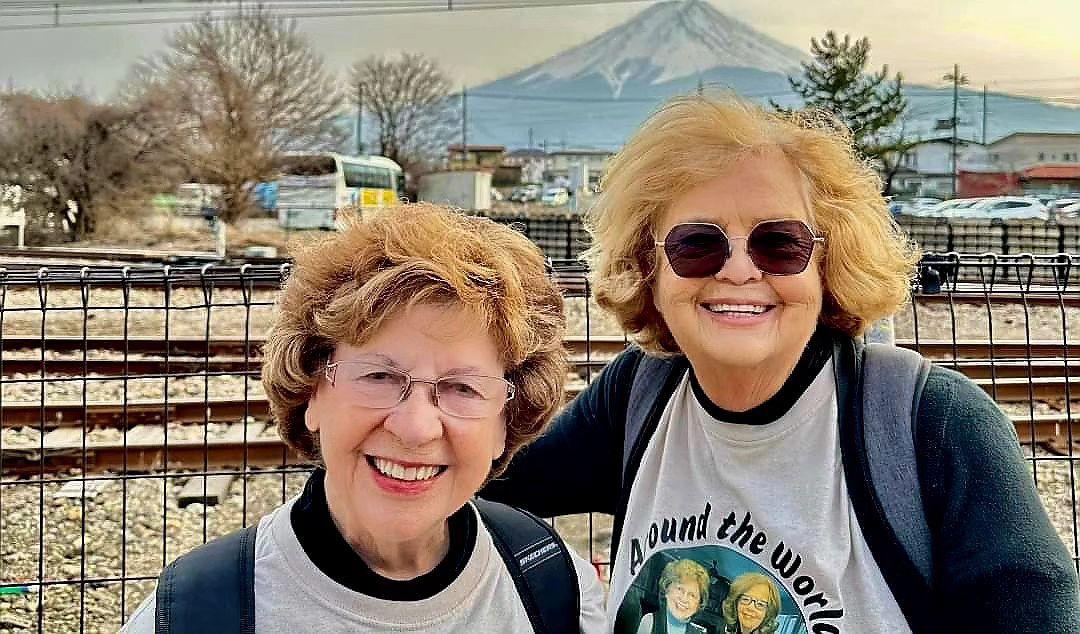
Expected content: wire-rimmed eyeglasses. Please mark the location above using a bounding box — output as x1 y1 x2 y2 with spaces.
324 360 515 419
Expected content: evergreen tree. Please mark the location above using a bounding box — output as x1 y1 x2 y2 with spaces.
774 31 914 194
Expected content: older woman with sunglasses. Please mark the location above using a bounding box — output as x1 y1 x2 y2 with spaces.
124 204 605 633
483 94 1078 632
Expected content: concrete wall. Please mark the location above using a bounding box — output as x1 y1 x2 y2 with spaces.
418 171 493 211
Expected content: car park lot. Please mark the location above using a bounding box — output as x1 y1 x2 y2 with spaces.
902 195 1059 221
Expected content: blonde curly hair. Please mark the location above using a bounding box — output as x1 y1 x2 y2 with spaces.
585 93 919 353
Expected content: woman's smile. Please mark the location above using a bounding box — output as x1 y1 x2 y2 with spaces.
366 454 448 496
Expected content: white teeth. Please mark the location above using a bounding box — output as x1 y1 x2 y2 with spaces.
373 457 442 481
704 303 767 314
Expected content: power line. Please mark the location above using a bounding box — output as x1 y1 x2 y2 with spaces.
0 0 461 18
0 0 646 31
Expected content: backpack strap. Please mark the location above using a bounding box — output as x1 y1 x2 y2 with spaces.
861 343 934 585
608 350 688 567
154 523 258 634
623 351 687 484
473 498 579 634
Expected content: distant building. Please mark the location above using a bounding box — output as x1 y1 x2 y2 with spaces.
985 132 1080 172
957 132 1080 196
447 144 506 169
889 137 987 197
503 148 547 184
544 149 614 186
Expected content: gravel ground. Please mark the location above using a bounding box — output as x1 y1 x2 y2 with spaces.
0 471 611 633
2 290 1080 631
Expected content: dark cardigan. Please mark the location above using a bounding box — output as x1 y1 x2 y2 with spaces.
481 333 1080 632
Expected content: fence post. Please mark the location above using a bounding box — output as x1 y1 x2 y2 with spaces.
565 217 573 260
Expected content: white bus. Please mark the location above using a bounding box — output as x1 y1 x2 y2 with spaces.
274 153 403 229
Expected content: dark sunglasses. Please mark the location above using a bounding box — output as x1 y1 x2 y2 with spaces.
655 219 824 278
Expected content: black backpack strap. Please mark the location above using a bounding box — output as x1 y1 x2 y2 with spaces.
862 343 934 586
608 350 688 568
623 351 687 484
155 523 258 634
473 498 579 634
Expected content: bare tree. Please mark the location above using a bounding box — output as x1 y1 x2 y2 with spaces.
128 5 346 223
0 90 185 242
350 52 457 176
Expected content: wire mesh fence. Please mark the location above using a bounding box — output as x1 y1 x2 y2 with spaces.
0 254 1078 632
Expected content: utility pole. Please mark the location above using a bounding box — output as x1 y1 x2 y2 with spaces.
355 83 364 156
981 85 988 145
943 64 969 198
461 86 468 166
528 127 534 149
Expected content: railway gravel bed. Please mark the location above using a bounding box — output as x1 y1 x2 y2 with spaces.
0 470 612 633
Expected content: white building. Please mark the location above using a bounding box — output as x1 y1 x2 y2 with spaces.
985 132 1080 171
891 137 988 197
544 149 614 185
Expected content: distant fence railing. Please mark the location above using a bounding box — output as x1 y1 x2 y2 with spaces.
476 212 591 260
1 254 1079 632
478 211 1080 264
896 215 1080 256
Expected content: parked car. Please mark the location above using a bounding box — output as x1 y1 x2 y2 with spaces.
1058 202 1080 218
969 197 1049 221
1048 198 1080 217
920 198 984 218
540 187 569 206
889 197 941 215
509 184 541 203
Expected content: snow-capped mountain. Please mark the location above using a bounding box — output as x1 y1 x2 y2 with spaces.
502 0 805 98
464 0 1080 150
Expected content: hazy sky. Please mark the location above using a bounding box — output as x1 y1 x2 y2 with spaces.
1 0 1078 101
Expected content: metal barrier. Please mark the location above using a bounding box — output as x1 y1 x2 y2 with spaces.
478 211 1080 264
477 212 592 260
0 254 1078 632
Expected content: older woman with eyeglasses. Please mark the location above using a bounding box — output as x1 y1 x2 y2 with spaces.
721 573 779 634
123 204 605 633
483 94 1079 632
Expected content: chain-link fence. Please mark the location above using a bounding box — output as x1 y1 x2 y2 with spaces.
0 254 1078 632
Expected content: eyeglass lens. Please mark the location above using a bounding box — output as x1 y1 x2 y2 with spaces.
331 362 509 418
663 220 817 277
737 595 768 611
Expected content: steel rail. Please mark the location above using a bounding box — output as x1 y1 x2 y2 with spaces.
3 412 1074 476
4 354 1080 380
1 374 1076 429
4 335 1080 361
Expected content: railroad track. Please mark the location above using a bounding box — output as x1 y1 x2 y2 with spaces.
0 245 221 264
5 334 1080 360
4 369 1076 429
3 259 1080 305
4 407 1077 476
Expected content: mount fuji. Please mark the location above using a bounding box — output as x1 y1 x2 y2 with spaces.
466 0 1080 150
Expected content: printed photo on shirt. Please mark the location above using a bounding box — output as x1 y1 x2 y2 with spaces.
614 546 808 634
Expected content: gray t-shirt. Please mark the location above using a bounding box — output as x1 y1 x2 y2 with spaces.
123 498 606 633
608 360 910 634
